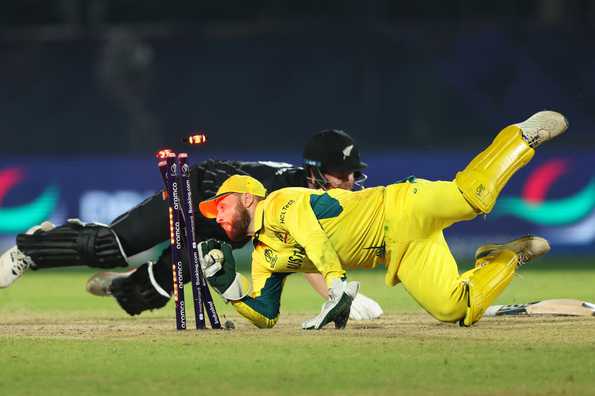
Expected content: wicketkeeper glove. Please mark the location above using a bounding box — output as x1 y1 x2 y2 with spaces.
302 278 360 330
198 239 251 301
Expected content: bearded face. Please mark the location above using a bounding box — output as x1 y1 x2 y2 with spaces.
215 194 251 241
226 204 251 241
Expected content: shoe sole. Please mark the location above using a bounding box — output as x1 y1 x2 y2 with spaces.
475 235 551 262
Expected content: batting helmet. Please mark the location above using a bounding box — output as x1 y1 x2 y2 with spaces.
303 129 367 189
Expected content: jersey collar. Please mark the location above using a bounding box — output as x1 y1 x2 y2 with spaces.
252 200 266 238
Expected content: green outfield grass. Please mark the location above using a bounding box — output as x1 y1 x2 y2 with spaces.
1 257 594 396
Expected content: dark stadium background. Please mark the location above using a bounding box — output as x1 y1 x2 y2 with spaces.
1 1 594 258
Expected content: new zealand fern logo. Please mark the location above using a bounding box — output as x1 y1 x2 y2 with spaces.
0 167 59 233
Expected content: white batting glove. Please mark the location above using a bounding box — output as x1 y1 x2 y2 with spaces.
349 293 383 320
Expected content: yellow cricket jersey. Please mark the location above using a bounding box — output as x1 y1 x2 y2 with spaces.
231 186 386 328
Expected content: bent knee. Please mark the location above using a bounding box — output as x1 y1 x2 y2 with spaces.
428 302 466 323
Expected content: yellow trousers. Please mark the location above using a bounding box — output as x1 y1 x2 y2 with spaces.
384 122 534 324
385 179 480 322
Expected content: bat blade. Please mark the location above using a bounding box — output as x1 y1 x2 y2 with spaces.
485 299 595 317
526 299 595 317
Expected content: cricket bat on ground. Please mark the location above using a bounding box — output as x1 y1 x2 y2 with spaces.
485 299 595 317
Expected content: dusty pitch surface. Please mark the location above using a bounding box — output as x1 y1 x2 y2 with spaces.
2 311 594 341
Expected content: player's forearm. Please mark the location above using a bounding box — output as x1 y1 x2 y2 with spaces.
304 272 330 299
303 240 346 287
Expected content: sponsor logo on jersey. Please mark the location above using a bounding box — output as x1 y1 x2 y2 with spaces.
264 248 278 268
279 199 295 224
287 246 306 270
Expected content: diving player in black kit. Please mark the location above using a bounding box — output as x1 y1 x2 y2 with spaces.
0 130 382 321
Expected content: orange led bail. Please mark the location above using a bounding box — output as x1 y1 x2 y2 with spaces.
156 148 172 159
185 133 207 145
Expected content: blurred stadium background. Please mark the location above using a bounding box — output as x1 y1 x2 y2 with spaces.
1 0 594 261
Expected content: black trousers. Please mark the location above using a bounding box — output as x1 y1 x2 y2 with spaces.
108 166 238 288
110 163 232 254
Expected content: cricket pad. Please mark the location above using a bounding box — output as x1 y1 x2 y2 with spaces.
460 249 518 326
455 125 534 214
17 220 127 269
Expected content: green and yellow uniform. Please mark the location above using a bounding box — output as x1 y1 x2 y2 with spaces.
232 186 386 327
217 123 537 328
231 178 482 328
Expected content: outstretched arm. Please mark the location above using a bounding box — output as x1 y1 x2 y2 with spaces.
303 272 330 299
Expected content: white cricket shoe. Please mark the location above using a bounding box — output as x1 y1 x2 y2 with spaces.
85 270 134 296
515 111 568 148
474 235 550 266
0 221 55 288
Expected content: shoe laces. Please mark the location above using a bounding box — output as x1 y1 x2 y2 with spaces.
517 253 529 267
10 250 33 276
521 131 542 148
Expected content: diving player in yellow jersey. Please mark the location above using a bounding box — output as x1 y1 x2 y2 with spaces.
196 111 568 329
